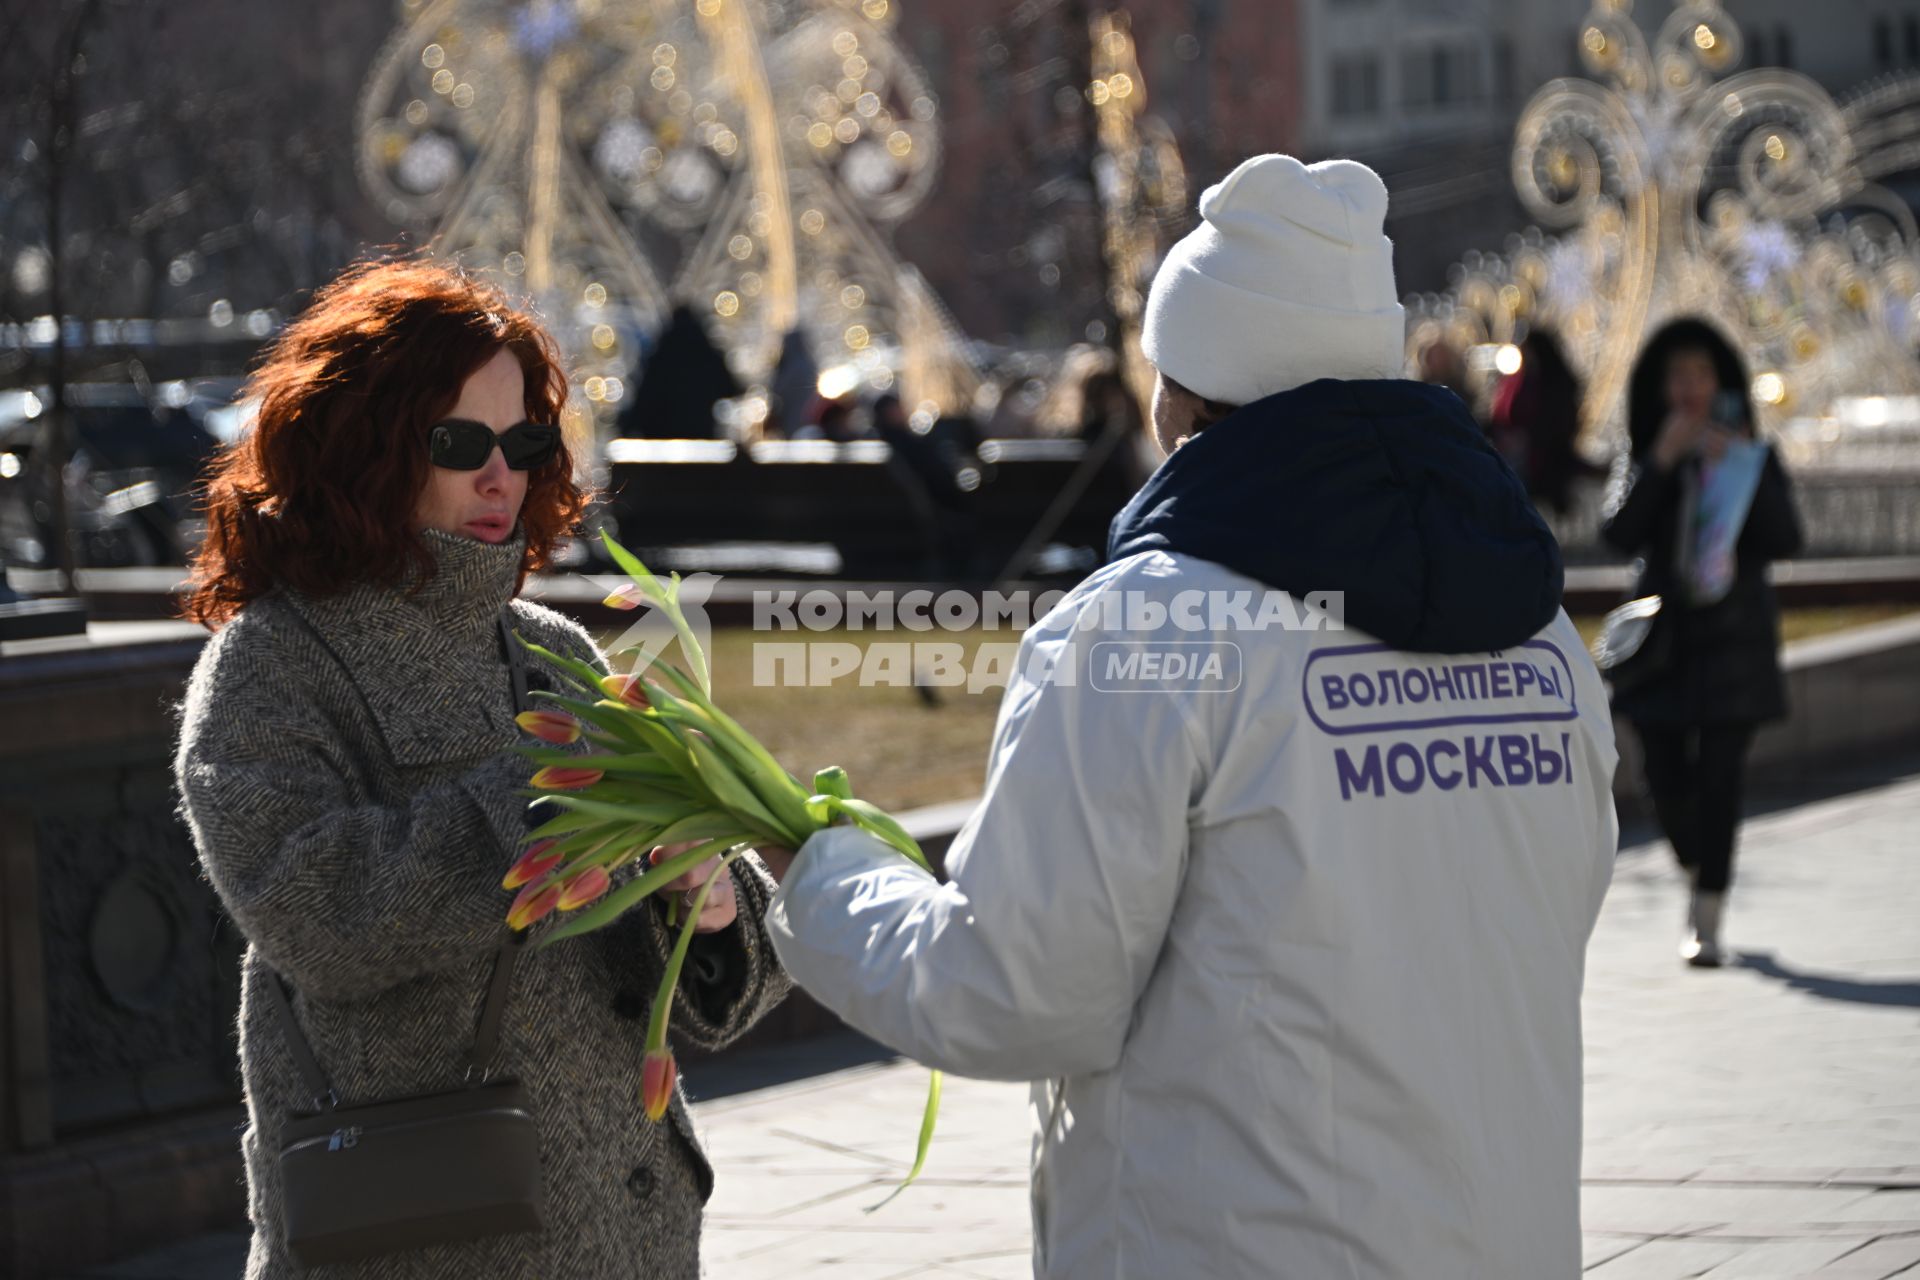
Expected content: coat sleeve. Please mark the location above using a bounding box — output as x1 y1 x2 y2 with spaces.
553 620 791 1051
1740 446 1804 561
605 855 792 1052
1598 450 1677 557
765 599 1205 1081
175 622 538 1002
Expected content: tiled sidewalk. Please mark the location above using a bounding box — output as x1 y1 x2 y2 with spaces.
693 766 1920 1279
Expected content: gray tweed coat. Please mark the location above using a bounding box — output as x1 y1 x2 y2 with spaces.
173 528 789 1279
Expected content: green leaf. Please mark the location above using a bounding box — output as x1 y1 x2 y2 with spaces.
830 797 932 873
650 810 763 848
528 795 702 828
684 732 797 848
618 713 705 788
866 1070 943 1212
515 634 610 694
649 670 815 837
523 809 610 842
537 824 628 860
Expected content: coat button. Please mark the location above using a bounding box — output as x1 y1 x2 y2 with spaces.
626 1165 654 1198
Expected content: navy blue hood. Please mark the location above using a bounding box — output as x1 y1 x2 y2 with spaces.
1108 379 1563 654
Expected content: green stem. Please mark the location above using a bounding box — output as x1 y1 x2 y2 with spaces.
644 847 748 1052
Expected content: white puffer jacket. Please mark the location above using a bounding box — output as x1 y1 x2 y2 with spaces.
769 550 1619 1278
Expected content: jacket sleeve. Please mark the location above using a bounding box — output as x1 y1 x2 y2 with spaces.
175 623 537 1002
765 603 1205 1081
1598 450 1677 557
1740 446 1804 561
553 623 791 1051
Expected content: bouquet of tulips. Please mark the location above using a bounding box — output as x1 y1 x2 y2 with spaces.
500 531 941 1205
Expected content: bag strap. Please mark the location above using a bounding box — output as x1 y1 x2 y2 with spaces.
265 972 337 1111
500 609 532 716
266 939 525 1110
265 606 537 1110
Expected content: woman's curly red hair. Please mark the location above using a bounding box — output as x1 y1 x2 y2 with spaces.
182 256 590 629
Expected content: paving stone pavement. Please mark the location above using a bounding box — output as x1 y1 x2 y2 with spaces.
65 765 1920 1278
690 764 1920 1279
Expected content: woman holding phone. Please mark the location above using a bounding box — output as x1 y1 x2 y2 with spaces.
1601 319 1804 967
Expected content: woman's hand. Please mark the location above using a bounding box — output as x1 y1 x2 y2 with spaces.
650 842 738 933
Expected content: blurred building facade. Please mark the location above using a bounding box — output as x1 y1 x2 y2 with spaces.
12 0 1920 371
891 0 1304 348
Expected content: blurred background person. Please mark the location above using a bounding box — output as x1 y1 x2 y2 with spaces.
1601 318 1804 968
1416 337 1469 393
870 390 982 578
618 304 742 439
789 394 864 442
1033 344 1156 497
1488 330 1596 515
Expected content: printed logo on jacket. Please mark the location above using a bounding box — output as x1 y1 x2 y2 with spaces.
1303 641 1581 800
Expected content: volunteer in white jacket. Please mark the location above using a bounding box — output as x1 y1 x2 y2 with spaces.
760 155 1620 1278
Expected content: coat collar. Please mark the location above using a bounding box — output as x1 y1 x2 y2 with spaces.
282 527 530 767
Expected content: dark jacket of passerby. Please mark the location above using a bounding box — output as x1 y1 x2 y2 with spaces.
620 305 742 438
1600 325 1804 726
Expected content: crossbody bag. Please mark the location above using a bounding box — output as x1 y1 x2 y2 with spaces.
265 607 547 1266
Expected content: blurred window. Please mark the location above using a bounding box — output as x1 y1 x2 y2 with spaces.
1332 54 1381 118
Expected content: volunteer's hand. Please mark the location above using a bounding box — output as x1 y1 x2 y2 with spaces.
650 842 738 933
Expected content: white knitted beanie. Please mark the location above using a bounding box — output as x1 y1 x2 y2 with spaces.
1140 153 1407 407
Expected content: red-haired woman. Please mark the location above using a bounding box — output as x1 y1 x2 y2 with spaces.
173 257 788 1279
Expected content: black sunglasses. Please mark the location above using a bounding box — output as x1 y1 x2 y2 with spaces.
427 419 561 471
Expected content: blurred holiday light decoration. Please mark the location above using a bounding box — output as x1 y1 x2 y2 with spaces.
1089 10 1189 417
357 0 977 448
1405 0 1920 449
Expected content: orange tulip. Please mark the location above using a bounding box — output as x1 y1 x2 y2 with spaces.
507 880 564 931
514 709 581 744
502 838 565 890
557 865 612 910
530 765 604 790
641 1048 676 1121
599 673 651 708
603 584 646 611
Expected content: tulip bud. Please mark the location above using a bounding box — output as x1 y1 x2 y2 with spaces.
599 673 650 708
502 838 565 890
557 865 612 910
603 584 646 611
641 1048 676 1121
514 709 581 745
506 880 564 931
530 765 605 790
